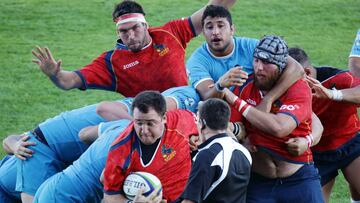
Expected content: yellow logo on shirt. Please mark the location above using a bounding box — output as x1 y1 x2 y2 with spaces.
161 144 176 162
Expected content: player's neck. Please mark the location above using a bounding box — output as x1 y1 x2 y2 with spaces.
200 129 227 142
210 39 235 57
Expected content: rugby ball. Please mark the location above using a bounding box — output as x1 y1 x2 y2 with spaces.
123 171 162 200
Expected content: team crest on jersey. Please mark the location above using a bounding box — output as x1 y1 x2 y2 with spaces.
161 144 176 162
184 98 195 108
154 44 169 56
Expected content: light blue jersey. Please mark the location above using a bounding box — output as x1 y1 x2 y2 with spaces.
34 119 131 203
17 104 106 195
187 37 258 89
0 156 20 203
39 104 105 164
119 86 200 114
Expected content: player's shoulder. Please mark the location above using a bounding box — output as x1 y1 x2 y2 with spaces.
166 110 196 123
188 43 210 60
315 66 345 82
234 36 259 44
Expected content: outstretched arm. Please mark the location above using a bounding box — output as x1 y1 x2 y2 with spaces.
306 76 360 104
32 46 82 90
257 56 305 112
190 0 236 35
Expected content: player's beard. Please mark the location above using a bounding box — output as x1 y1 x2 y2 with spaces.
254 71 281 91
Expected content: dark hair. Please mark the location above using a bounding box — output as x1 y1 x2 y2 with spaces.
132 91 166 116
198 98 230 131
201 5 232 27
288 47 311 67
112 1 145 21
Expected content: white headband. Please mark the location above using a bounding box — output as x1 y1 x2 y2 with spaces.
115 13 147 27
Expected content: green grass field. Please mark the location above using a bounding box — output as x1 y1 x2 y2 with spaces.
1 0 359 202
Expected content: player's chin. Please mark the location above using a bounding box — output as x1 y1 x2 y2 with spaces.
128 43 142 52
140 136 156 145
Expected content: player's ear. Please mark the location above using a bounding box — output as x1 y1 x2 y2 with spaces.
304 67 312 76
162 115 167 124
230 24 235 35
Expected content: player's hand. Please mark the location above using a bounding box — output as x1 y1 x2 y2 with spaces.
285 137 308 156
13 134 36 160
32 46 62 78
223 88 238 105
218 66 248 88
189 135 199 151
133 187 163 203
305 76 333 100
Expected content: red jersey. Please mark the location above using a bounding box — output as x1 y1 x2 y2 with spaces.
103 110 198 202
311 67 360 151
231 77 313 163
76 18 195 97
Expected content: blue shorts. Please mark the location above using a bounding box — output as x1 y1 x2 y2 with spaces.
119 86 200 114
16 132 66 195
350 29 360 57
247 165 324 203
34 172 101 203
313 132 360 186
0 155 20 203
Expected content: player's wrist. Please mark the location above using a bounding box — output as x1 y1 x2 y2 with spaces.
233 98 251 117
331 88 343 101
215 80 225 92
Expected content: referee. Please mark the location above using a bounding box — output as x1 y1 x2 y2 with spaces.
179 98 252 203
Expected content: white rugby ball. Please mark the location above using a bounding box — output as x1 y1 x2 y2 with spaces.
123 171 162 200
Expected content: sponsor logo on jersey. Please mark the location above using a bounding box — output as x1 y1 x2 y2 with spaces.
279 104 300 111
123 60 139 69
246 98 257 106
154 44 169 56
161 144 176 162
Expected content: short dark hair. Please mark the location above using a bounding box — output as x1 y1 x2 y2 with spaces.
112 1 145 21
198 98 230 131
201 5 232 27
288 47 311 67
132 91 166 117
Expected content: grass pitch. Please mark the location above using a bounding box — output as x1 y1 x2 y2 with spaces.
1 0 359 202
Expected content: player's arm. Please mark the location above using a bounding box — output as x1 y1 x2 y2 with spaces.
338 85 360 103
285 113 323 156
348 29 360 77
257 57 305 112
96 101 133 121
78 125 99 145
228 122 246 142
306 76 360 104
349 57 360 77
190 0 236 35
32 46 83 90
103 194 127 203
223 88 297 138
196 66 248 100
2 134 36 160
